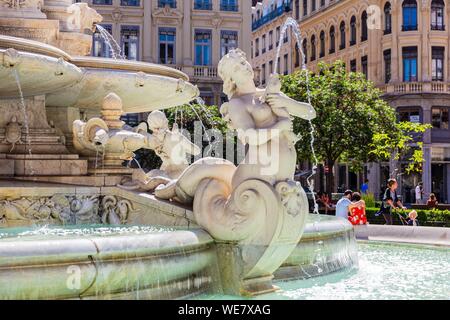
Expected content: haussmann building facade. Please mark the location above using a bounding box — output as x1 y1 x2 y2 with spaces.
290 0 449 203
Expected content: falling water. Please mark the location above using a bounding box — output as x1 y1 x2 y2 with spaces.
274 17 319 214
12 69 35 175
95 25 125 60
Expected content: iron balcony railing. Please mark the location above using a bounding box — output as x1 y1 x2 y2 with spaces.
431 23 445 30
252 1 292 31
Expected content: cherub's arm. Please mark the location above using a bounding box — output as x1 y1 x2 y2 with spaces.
266 93 316 120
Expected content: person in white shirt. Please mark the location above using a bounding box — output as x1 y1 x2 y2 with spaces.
415 182 423 204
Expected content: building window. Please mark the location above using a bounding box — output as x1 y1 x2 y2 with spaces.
432 107 449 129
402 46 418 82
350 59 357 72
295 43 300 67
283 30 288 43
276 27 280 46
384 2 392 34
350 16 357 46
121 25 139 60
361 55 368 79
295 0 300 19
262 63 266 85
402 0 418 31
320 0 325 7
284 54 289 75
431 0 445 30
92 24 112 58
339 21 346 50
200 89 214 106
269 30 273 50
310 35 316 61
303 0 308 16
158 0 176 8
269 60 273 75
277 57 281 74
311 0 316 12
361 11 368 41
194 0 212 10
93 0 112 4
302 38 308 64
221 30 238 57
432 47 444 81
319 30 325 58
221 0 238 12
159 28 176 64
384 49 391 84
255 38 259 57
329 26 335 54
121 0 139 6
195 30 212 65
262 34 266 54
398 107 421 123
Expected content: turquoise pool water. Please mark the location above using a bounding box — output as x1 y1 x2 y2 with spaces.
200 242 450 300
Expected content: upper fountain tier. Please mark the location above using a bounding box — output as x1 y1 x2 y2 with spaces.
0 34 200 112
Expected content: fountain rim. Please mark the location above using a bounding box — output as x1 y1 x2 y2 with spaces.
0 35 190 82
71 56 190 81
0 35 72 61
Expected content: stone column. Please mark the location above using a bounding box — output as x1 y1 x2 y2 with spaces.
420 1 430 82
422 146 432 199
43 0 73 31
142 0 152 62
182 0 192 66
446 164 450 203
390 1 400 82
367 162 381 199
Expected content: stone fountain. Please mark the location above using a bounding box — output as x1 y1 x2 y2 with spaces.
0 1 358 299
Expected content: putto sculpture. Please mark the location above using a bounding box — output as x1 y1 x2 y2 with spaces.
119 110 201 192
73 92 151 166
154 49 316 294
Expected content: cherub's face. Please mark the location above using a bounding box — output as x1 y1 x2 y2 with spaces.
231 57 254 84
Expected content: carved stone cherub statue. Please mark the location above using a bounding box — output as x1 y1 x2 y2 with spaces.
72 92 150 161
118 110 201 191
2 116 23 152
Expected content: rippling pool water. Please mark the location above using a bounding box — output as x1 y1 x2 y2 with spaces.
200 242 450 300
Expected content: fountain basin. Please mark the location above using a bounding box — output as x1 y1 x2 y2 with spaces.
0 35 199 111
0 47 83 98
0 226 217 299
47 57 199 113
275 214 358 280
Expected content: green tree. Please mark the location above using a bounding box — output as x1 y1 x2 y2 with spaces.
281 60 431 194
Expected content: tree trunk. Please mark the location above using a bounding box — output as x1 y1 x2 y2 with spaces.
326 159 335 196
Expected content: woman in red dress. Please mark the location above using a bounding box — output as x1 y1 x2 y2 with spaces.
348 192 367 225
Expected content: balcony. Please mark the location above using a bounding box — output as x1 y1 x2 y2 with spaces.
252 1 292 31
379 82 450 95
194 66 218 79
194 2 212 10
402 25 418 31
431 24 445 31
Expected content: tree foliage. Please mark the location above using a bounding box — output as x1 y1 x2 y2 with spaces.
281 60 431 193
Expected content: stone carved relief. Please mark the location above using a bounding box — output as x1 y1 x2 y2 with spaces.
2 116 24 152
0 195 136 225
1 0 42 9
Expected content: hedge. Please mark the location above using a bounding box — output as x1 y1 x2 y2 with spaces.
365 207 450 227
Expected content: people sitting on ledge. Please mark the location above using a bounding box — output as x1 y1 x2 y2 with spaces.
348 192 367 226
426 193 439 209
